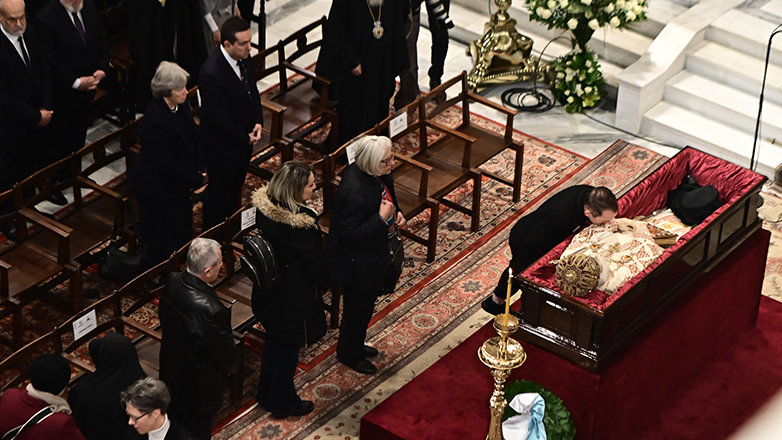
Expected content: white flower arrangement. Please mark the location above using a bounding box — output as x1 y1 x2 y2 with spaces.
524 0 647 112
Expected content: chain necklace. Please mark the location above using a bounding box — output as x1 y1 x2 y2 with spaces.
365 0 383 39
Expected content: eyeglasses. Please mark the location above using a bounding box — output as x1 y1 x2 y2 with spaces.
127 410 152 423
380 154 395 165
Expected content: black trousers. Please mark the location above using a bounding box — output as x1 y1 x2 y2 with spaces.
396 0 451 110
202 161 247 230
337 285 378 365
255 337 302 413
46 92 92 178
135 192 194 267
492 219 539 298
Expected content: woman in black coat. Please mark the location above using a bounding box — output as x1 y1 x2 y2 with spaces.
328 135 407 376
251 161 328 419
69 333 147 440
128 61 205 267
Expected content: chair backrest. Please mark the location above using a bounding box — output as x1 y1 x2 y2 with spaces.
0 332 61 392
278 16 326 67
421 71 470 121
77 117 142 179
15 155 74 211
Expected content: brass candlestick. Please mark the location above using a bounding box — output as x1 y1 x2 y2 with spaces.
478 314 527 440
466 0 552 90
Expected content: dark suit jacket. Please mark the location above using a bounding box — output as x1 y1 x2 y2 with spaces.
34 0 110 101
124 418 193 440
128 98 204 200
198 48 263 168
0 29 51 140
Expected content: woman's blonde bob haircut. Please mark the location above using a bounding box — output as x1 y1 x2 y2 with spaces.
150 61 190 99
354 135 392 177
266 161 313 212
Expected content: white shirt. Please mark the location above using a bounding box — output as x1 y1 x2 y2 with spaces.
147 414 171 440
1 26 27 65
220 45 243 81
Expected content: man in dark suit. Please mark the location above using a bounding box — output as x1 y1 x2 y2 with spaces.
481 185 618 315
0 0 52 231
199 16 262 230
34 0 109 204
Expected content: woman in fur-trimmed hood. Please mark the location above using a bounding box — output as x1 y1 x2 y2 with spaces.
250 161 328 419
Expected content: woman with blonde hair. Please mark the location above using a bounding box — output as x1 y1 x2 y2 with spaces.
327 135 407 375
251 160 328 418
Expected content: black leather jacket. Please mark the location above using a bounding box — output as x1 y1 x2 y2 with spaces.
159 271 240 416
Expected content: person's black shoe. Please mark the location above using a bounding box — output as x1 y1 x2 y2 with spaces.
481 294 505 315
363 345 379 358
271 400 315 419
341 358 377 375
47 191 68 206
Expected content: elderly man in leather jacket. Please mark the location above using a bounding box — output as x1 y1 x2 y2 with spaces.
160 238 239 440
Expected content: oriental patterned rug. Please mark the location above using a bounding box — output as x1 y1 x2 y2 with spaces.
212 140 667 440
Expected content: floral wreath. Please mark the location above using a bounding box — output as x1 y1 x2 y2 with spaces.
503 379 577 440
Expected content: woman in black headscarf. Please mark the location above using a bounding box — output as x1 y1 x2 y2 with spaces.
69 332 147 440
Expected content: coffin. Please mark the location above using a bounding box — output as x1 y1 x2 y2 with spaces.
515 147 767 371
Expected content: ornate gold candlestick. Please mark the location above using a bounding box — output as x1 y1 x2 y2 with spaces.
478 314 527 440
466 0 551 90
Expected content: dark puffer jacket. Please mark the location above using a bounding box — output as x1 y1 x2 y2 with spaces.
327 164 400 294
251 188 329 347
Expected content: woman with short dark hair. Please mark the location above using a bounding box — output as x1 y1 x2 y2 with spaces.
129 61 205 267
251 160 328 419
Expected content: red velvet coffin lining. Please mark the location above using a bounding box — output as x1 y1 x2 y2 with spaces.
521 147 765 311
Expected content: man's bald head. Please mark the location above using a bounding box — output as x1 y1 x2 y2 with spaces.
0 0 26 36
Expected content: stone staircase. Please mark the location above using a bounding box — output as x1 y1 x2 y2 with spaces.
640 7 782 177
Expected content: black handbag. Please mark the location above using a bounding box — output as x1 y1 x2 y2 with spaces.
99 198 146 284
387 224 404 288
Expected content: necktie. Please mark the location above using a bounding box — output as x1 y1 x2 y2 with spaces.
72 12 86 46
238 60 252 96
18 36 31 70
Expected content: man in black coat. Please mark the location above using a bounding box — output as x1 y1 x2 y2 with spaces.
199 16 263 230
0 0 52 228
34 0 109 201
481 185 618 315
159 238 240 440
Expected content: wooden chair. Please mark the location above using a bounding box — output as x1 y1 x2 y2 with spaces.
252 17 338 155
360 99 483 262
0 189 83 344
18 155 125 271
249 100 294 180
422 71 524 202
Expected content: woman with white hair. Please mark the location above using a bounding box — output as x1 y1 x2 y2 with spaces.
327 135 407 375
129 61 206 267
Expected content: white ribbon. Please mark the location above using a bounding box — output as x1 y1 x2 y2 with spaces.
501 393 546 440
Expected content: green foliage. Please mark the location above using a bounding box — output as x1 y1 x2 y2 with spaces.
550 49 605 113
502 379 577 440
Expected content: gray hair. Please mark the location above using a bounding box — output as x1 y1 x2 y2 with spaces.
354 135 392 177
150 61 189 98
120 378 170 414
187 238 222 275
266 161 312 212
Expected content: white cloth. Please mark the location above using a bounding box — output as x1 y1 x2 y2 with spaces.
147 414 171 440
25 384 71 414
501 393 546 440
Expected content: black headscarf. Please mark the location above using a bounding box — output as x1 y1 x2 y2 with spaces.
68 332 147 440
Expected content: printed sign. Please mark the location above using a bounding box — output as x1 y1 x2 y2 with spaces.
241 208 256 231
389 111 407 138
73 309 97 342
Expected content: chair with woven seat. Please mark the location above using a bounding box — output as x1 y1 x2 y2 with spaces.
252 17 338 156
421 71 523 202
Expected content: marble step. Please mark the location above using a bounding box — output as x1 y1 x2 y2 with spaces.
635 0 690 39
642 101 781 177
665 70 782 142
705 9 782 67
686 40 782 108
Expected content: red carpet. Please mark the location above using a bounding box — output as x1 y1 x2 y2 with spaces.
361 228 780 439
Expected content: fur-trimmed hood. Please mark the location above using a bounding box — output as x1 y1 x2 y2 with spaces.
251 187 318 229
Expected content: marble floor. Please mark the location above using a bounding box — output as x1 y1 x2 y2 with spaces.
65 0 780 436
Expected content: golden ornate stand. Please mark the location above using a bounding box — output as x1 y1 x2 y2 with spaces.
466 0 550 90
478 314 527 440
